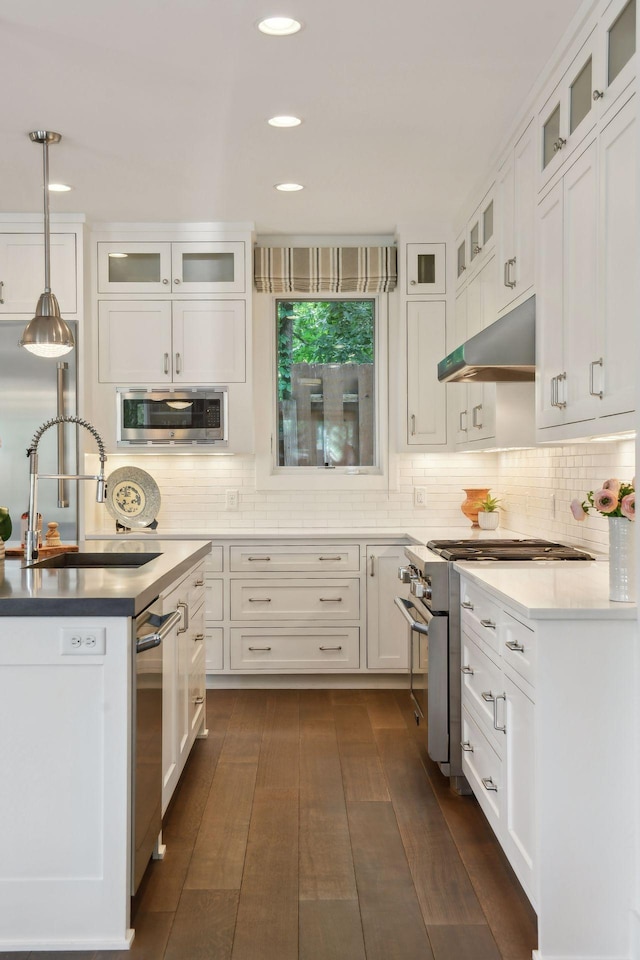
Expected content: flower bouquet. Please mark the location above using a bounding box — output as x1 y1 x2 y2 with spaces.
570 479 635 522
570 479 635 602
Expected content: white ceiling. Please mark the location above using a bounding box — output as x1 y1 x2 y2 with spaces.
1 0 584 235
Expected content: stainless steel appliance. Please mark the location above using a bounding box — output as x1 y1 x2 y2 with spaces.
0 319 78 543
395 538 594 790
117 387 227 446
131 605 181 894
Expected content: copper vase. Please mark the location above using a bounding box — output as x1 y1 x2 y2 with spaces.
461 488 490 526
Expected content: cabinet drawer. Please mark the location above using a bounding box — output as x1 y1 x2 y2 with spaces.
188 646 206 737
229 544 360 572
205 628 223 672
230 627 359 670
502 610 536 688
461 706 503 830
185 562 206 612
205 578 223 620
189 604 205 664
230 578 360 620
205 546 223 573
461 632 504 743
460 579 502 656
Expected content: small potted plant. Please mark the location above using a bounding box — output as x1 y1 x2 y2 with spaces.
476 492 501 530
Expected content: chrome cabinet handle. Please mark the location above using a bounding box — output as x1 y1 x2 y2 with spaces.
194 632 205 642
480 618 496 629
162 278 170 285
248 556 271 561
556 371 567 408
473 243 482 255
461 740 474 752
175 352 182 374
506 257 516 288
503 260 509 288
320 597 342 602
461 665 474 675
319 555 342 561
589 358 603 398
249 645 272 651
593 89 604 100
410 279 417 285
163 352 170 375
194 695 205 705
472 404 483 429
553 137 567 152
481 691 496 703
461 600 474 610
248 597 271 602
494 693 506 733
505 639 525 652
177 600 189 633
410 413 416 436
319 645 342 651
174 278 181 285
482 777 498 792
459 264 466 274
459 410 468 432
370 555 375 577
0 279 4 303
194 578 204 586
551 375 557 408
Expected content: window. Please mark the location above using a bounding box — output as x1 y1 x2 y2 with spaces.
276 299 376 469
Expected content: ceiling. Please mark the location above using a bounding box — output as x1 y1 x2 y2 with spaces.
1 0 584 236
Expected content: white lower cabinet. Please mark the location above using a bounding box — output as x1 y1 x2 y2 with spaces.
230 627 360 671
366 544 409 669
161 559 207 814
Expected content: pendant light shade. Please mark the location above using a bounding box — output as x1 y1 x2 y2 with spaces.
19 131 75 357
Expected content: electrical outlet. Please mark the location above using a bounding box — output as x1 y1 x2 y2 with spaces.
61 627 106 655
414 486 426 508
226 489 239 511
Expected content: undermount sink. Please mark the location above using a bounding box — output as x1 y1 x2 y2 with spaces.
25 552 161 570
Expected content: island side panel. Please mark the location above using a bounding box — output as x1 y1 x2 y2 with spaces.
0 615 133 950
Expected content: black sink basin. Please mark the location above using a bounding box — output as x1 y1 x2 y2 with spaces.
25 552 161 569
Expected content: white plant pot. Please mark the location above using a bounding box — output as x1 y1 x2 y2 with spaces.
477 511 499 530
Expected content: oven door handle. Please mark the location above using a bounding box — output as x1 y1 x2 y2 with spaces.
394 596 430 636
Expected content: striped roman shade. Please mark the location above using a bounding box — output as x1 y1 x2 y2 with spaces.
254 246 397 293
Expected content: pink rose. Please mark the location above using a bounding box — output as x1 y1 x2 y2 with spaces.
593 489 619 513
602 479 621 497
621 493 635 521
570 498 587 521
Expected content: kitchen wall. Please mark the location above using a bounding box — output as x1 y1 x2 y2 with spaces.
87 438 634 549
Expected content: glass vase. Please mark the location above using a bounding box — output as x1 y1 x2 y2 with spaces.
608 516 636 602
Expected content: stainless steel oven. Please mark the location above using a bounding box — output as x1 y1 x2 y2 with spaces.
396 537 595 791
117 387 227 446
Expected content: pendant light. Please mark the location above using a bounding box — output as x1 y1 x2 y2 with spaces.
19 131 75 357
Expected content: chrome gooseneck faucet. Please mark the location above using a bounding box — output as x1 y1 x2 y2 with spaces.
25 416 107 564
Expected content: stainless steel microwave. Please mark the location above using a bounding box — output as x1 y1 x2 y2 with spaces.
117 387 227 446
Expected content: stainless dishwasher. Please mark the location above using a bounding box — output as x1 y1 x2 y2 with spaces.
131 606 181 894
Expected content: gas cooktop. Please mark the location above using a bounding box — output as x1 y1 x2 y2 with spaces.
426 538 595 562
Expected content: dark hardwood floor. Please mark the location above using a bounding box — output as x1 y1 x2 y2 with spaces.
6 689 537 960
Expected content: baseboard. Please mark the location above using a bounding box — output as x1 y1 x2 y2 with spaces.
206 672 408 690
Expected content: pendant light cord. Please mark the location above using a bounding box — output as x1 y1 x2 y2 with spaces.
42 138 51 294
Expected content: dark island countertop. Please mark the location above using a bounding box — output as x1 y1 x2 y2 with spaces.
0 540 211 617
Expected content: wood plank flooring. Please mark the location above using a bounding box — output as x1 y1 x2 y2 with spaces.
4 689 537 960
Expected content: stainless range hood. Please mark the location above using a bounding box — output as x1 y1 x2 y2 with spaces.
438 294 535 383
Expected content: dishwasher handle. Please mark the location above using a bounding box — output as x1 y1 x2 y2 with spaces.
135 608 181 654
394 596 430 636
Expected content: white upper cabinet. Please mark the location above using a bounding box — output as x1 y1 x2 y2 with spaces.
406 301 447 445
0 233 77 313
496 120 535 313
405 243 446 294
97 240 245 294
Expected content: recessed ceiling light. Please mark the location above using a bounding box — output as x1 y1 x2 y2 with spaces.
48 183 72 192
258 16 301 35
268 115 302 127
275 182 304 191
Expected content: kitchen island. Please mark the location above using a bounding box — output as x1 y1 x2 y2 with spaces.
0 539 210 953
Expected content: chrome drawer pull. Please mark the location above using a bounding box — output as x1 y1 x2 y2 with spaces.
494 693 506 733
320 597 342 602
319 555 342 561
461 665 474 675
461 600 474 610
481 777 498 792
319 645 343 651
481 691 496 703
480 618 496 630
461 740 474 753
248 556 271 561
194 578 204 587
177 600 189 633
248 597 271 602
194 696 205 705
505 639 525 653
194 633 205 642
248 646 272 651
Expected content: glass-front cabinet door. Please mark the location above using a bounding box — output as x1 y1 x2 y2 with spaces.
98 241 245 294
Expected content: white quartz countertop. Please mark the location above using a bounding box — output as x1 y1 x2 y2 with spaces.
454 560 636 620
85 525 524 544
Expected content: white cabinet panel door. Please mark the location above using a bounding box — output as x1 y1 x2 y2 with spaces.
0 233 77 312
98 300 172 383
172 300 245 383
406 301 447 445
366 545 409 670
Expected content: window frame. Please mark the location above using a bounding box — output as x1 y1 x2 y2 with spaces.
254 292 390 491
